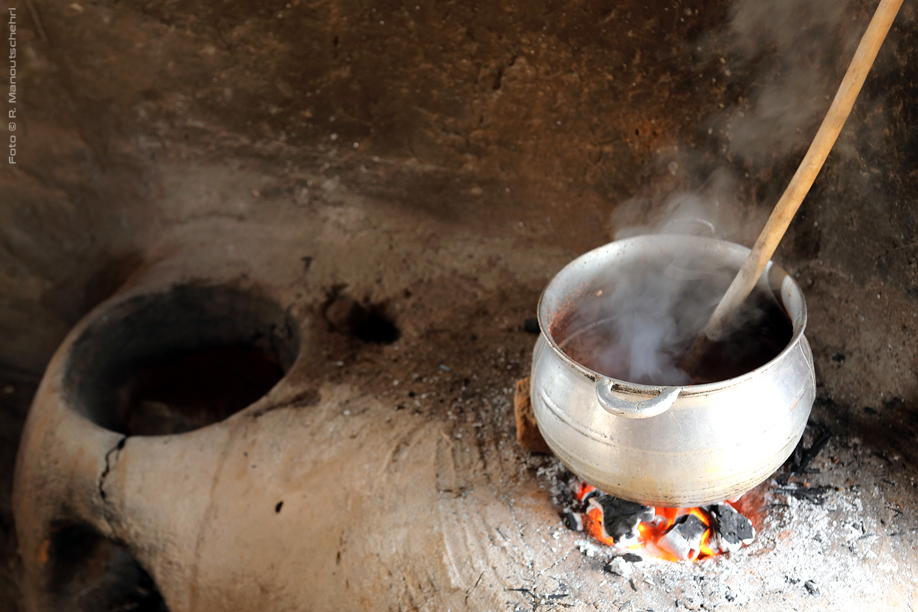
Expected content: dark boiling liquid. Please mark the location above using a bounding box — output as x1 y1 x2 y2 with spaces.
687 296 793 384
560 293 794 385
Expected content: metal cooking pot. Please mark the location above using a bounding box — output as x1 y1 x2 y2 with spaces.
531 235 815 507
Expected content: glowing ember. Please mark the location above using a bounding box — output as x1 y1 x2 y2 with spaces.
565 483 755 562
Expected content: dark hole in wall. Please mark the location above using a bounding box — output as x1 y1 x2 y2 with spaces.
63 285 300 436
350 304 401 344
48 523 169 612
323 289 401 344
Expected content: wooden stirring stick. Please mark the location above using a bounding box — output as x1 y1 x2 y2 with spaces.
682 0 904 374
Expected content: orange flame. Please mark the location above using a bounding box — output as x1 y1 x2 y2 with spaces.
575 482 597 503
570 484 753 562
583 505 615 545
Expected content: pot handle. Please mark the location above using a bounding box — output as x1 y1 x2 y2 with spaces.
594 378 680 418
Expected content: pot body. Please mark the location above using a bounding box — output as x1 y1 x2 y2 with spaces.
531 235 815 507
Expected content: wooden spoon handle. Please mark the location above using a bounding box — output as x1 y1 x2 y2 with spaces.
699 0 903 343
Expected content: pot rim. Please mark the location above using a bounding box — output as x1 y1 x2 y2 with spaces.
537 234 809 397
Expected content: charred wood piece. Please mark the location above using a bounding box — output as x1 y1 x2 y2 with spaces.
589 496 654 547
775 485 832 503
707 502 755 553
563 511 583 532
777 424 832 485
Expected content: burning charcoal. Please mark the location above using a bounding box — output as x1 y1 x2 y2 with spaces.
656 514 708 561
574 481 600 504
621 552 643 563
563 511 583 532
589 496 655 547
707 503 755 553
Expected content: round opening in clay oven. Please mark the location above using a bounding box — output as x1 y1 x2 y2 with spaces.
63 285 300 436
45 522 169 611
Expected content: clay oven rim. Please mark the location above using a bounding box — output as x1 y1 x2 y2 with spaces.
59 280 302 433
536 235 810 399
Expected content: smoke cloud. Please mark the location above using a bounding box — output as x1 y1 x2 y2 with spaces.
559 197 773 386
724 0 858 162
571 0 872 384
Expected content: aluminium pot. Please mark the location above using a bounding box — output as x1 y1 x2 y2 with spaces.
530 235 815 507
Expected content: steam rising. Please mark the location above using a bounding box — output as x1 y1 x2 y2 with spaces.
610 0 881 242
558 217 764 386
576 0 876 385
725 0 858 162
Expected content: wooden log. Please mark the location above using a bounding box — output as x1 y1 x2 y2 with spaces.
513 377 553 455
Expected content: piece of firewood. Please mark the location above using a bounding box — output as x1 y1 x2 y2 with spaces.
514 377 553 455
